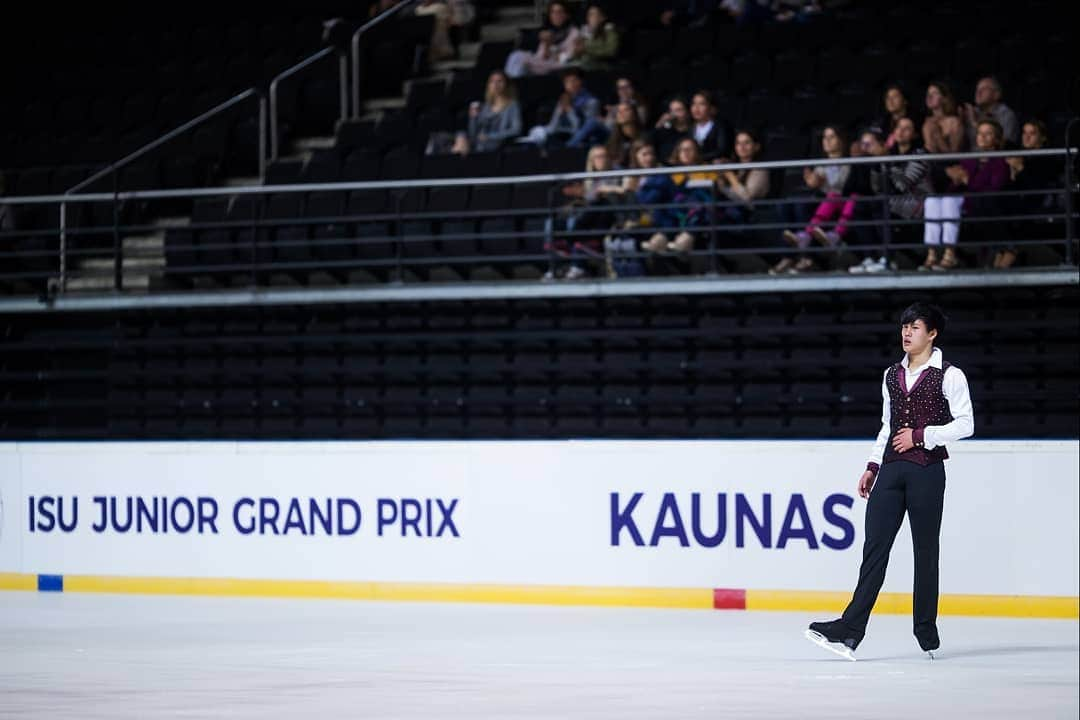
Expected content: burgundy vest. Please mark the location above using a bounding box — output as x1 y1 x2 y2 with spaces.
882 361 954 466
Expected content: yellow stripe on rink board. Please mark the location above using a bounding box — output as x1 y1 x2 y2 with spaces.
61 575 714 610
746 589 1079 619
0 573 37 591
372 582 713 609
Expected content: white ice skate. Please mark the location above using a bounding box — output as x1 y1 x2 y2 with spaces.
804 629 857 661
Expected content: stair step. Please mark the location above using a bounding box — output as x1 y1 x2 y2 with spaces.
122 234 165 254
225 176 262 187
480 24 527 42
153 217 190 228
81 256 162 272
432 58 476 72
494 6 539 23
66 276 151 291
293 136 337 151
364 96 407 112
458 41 481 61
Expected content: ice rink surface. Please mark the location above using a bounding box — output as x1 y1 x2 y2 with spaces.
1 593 1077 719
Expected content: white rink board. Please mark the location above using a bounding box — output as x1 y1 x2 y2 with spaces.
0 440 1076 596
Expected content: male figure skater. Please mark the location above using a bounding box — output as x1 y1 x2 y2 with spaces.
806 302 974 660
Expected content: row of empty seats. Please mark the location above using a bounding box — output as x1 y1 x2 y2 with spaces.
2 287 1076 440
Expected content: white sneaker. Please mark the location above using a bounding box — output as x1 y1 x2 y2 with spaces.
848 257 875 274
541 269 559 282
564 265 587 280
864 257 890 273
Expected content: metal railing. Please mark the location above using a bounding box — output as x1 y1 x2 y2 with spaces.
269 46 338 161
350 0 421 120
3 147 1075 304
56 89 263 293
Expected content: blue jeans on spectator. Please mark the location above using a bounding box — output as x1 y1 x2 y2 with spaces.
568 117 611 149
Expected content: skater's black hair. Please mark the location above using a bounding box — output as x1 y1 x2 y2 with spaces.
899 302 947 339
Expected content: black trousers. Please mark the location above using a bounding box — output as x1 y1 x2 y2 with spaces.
842 460 946 633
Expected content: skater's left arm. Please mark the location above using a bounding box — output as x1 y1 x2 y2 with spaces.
915 367 975 450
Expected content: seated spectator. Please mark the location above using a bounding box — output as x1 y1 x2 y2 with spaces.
464 70 522 153
667 138 721 253
773 124 850 274
521 67 599 147
716 129 769 224
568 76 648 149
620 141 679 254
569 4 620 71
505 1 580 77
876 84 914 150
603 102 647 168
922 119 1009 271
962 76 1020 149
653 96 692 161
543 144 624 280
999 119 1059 268
848 118 933 274
689 90 732 162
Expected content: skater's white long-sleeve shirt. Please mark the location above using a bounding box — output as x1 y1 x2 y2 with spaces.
868 348 974 468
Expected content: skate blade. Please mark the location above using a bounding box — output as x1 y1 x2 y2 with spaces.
805 629 857 662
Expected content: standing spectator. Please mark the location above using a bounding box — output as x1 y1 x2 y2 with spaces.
653 96 692 161
921 81 965 270
604 102 646 169
922 81 965 154
464 70 522 153
922 119 1009 271
716 129 770 224
414 1 456 63
777 124 852 274
504 1 580 77
962 76 1020 148
690 90 733 162
999 119 1059 268
667 138 721 253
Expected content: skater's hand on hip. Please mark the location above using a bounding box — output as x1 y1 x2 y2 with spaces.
858 470 875 499
892 428 915 453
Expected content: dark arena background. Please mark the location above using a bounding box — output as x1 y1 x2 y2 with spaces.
1 2 1078 718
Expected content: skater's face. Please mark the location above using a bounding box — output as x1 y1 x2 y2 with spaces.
901 319 937 356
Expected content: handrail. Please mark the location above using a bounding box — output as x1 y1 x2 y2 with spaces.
350 0 420 120
57 88 260 292
7 148 1071 206
65 89 258 196
268 46 336 161
1065 117 1078 265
